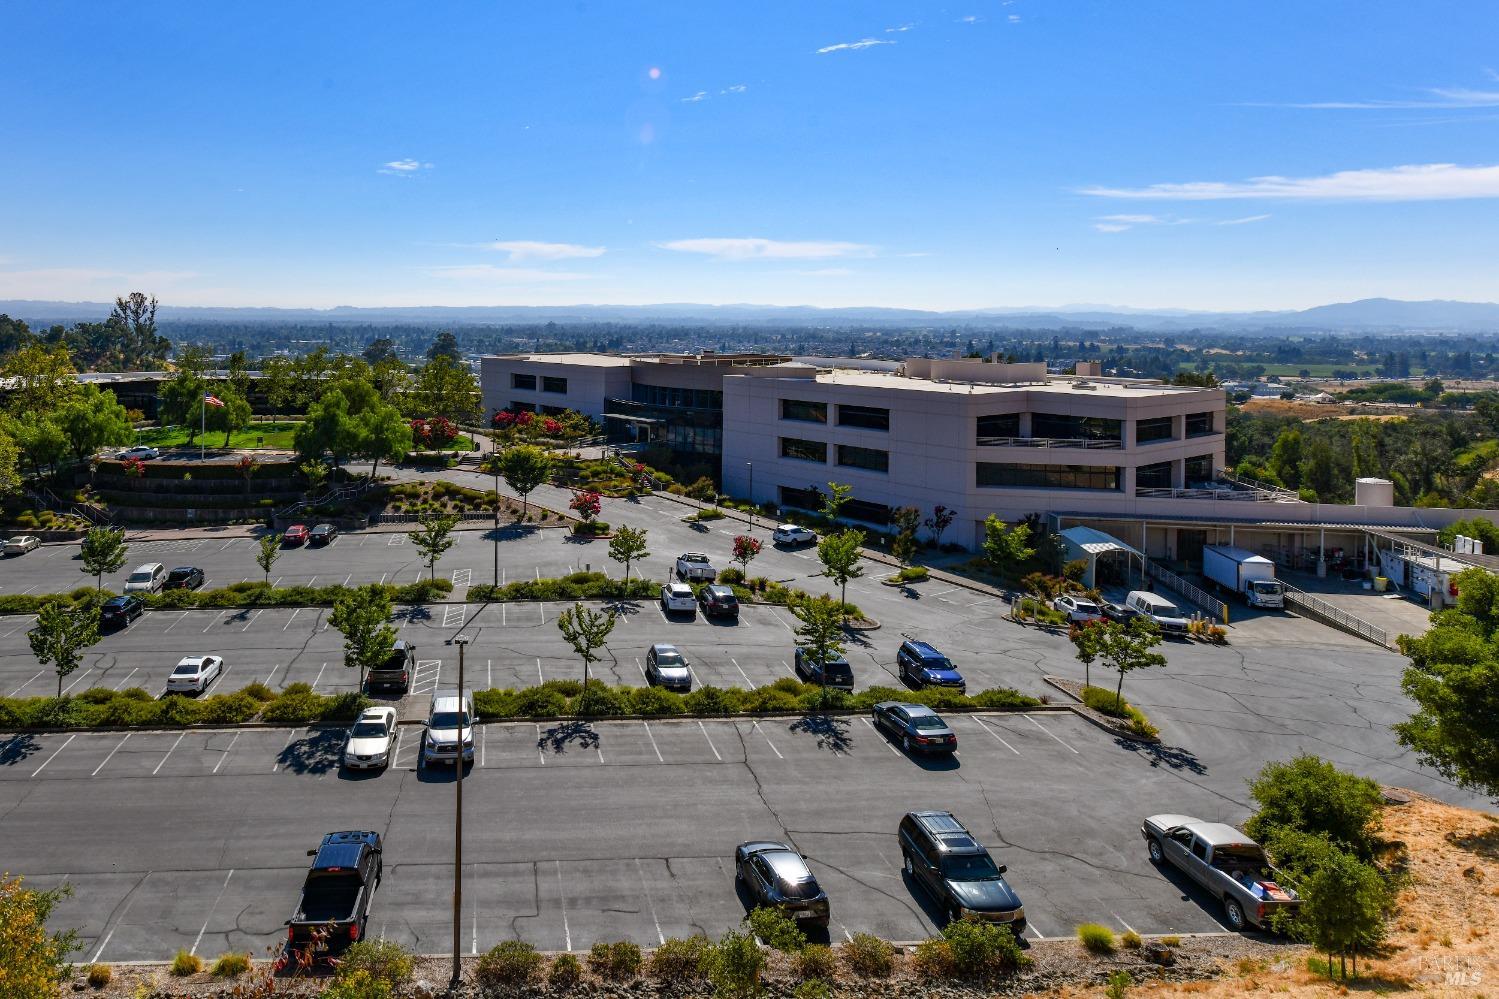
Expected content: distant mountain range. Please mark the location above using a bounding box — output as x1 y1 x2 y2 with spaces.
7 297 1499 332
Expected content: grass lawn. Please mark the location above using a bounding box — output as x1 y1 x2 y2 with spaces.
135 422 301 450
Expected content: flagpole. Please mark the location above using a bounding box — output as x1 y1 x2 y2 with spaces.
200 393 206 460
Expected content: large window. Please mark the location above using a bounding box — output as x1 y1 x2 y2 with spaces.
780 398 827 423
511 373 536 390
541 376 568 394
1185 454 1215 483
1031 413 1122 442
976 413 1021 443
837 404 890 431
631 384 723 410
780 485 822 511
976 462 1121 491
837 444 889 473
779 437 828 463
1135 461 1174 489
843 498 892 525
1185 411 1216 437
510 401 536 413
1136 416 1175 443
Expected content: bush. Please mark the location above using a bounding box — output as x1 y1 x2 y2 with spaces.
474 688 518 719
1080 686 1159 738
86 964 112 988
170 950 202 976
703 930 764 998
747 906 807 952
475 940 543 987
911 939 954 979
260 691 323 724
717 567 746 584
321 969 393 999
547 953 582 988
336 939 414 990
1077 923 1116 954
511 687 568 718
1121 929 1143 949
1106 969 1133 999
320 691 371 721
648 935 709 981
1245 754 1384 860
683 685 744 715
793 981 831 999
197 691 262 724
630 685 685 716
210 952 251 977
587 940 642 981
792 943 836 981
841 933 894 978
574 680 628 717
942 918 1029 978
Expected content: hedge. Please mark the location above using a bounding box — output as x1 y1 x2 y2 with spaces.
466 572 656 603
0 684 369 731
0 587 106 616
143 579 454 610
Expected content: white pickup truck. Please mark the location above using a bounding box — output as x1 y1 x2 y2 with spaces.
1141 814 1300 931
674 552 717 582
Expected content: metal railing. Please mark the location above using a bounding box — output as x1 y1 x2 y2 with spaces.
976 436 1123 450
1219 470 1301 501
275 480 377 519
1135 486 1300 503
1147 562 1229 622
1281 584 1392 649
371 510 497 525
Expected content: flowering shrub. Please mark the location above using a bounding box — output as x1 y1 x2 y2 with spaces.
569 490 602 521
542 417 562 435
732 535 763 572
410 416 459 449
122 457 146 478
491 407 596 442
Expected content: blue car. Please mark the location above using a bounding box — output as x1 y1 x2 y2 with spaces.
896 639 966 693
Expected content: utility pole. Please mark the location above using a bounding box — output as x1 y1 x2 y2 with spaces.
450 633 470 991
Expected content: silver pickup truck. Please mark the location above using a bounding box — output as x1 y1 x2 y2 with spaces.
1141 814 1300 931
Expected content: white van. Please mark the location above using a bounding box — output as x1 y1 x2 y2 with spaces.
1124 590 1190 633
123 562 167 593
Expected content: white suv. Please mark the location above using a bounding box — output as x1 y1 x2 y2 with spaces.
423 690 474 765
660 582 697 615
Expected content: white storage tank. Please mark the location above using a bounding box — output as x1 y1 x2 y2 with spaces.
1355 477 1395 507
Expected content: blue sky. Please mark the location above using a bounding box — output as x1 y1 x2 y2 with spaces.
4 1 1499 311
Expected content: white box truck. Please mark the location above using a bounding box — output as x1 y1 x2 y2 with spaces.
1203 546 1284 609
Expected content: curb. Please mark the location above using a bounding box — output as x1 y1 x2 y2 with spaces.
1042 676 1162 745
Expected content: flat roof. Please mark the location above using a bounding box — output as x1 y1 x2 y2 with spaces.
486 352 633 367
749 368 1209 398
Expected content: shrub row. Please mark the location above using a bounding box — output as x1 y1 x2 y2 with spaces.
144 578 454 610
466 571 656 603
1079 685 1160 739
0 682 369 731
472 677 1040 720
712 570 866 619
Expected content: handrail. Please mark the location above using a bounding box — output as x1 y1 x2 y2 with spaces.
1280 584 1393 649
976 436 1122 449
275 479 376 519
1147 562 1229 623
1135 486 1301 503
1219 470 1301 501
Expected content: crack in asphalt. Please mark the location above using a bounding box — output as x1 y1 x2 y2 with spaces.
507 863 540 941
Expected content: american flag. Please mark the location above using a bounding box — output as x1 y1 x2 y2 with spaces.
203 392 225 408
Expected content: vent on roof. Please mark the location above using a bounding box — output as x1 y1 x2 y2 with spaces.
1071 381 1097 391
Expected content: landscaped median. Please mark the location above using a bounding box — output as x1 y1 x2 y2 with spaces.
0 579 455 616
0 682 368 730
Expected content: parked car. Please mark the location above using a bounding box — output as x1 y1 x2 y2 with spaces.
166 655 224 694
3 535 40 556
309 524 338 545
645 643 692 690
1102 601 1140 624
343 707 398 770
899 810 1025 931
116 445 159 460
698 584 740 620
123 562 167 593
1053 594 1104 623
164 566 205 590
872 701 957 754
422 689 474 766
1124 590 1190 634
660 582 697 615
772 524 817 547
734 841 830 928
100 594 145 628
1142 814 1300 931
366 640 415 694
896 639 967 693
283 524 310 546
674 552 716 581
793 646 854 690
286 831 383 960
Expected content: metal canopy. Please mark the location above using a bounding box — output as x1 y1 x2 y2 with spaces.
1059 525 1144 559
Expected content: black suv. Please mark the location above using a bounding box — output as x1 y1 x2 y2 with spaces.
698 584 740 620
100 594 145 629
366 640 415 693
793 647 854 691
898 810 1026 932
896 639 966 693
164 566 205 590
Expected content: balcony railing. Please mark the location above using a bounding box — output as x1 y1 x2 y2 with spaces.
975 435 1123 450
1134 483 1302 503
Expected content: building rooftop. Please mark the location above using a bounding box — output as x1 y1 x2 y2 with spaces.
485 351 791 368
747 367 1214 398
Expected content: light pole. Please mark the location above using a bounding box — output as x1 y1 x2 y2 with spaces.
746 461 754 533
488 449 500 588
450 633 471 991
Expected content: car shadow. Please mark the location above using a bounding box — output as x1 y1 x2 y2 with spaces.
1120 739 1209 775
785 715 853 755
686 522 711 534
336 765 385 783
900 867 954 926
538 719 601 755
704 614 740 628
908 747 961 772
416 757 473 783
0 734 43 766
274 729 344 775
1151 858 1233 930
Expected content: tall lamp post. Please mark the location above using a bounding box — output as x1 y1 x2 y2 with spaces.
746 461 754 532
450 633 471 990
488 450 500 588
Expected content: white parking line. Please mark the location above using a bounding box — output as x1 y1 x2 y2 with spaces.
93 733 131 775
283 608 302 631
217 539 238 551
8 671 42 696
636 858 665 944
202 611 227 633
2 616 37 638
191 870 235 955
698 721 721 760
729 658 753 686
452 568 471 587
153 733 186 774
32 734 77 776
538 602 546 624
636 657 647 682
213 732 241 773
240 609 264 631
1025 714 1080 754
388 535 405 546
311 662 327 689
642 721 663 762
862 717 901 755
555 860 571 951
271 729 298 772
479 727 487 768
90 882 144 962
443 605 465 628
60 667 93 696
751 721 784 759
972 717 1020 755
163 612 189 634
379 572 388 585
535 724 546 765
343 574 352 586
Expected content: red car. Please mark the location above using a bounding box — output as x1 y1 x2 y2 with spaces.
283 524 309 546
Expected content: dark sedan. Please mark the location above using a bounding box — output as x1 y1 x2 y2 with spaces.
164 566 205 591
871 701 957 754
309 524 338 545
99 595 144 629
734 841 830 928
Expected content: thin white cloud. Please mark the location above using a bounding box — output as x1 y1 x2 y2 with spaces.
885 23 914 32
1093 223 1132 233
1098 214 1166 225
1217 214 1272 225
681 91 710 103
721 84 748 94
816 38 894 54
379 159 433 176
1007 14 1021 22
958 15 982 24
657 238 875 260
427 265 592 283
1081 163 1499 201
794 267 855 277
1093 213 1269 232
1247 87 1499 110
481 241 606 262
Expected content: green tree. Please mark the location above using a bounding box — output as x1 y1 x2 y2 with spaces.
300 460 329 498
607 525 649 583
408 512 459 581
1244 754 1384 859
1068 618 1109 689
157 366 207 440
1100 617 1166 712
29 601 100 698
1 342 79 420
427 330 462 363
407 353 479 423
500 444 553 516
363 337 400 365
1268 428 1303 489
731 534 762 575
981 516 1035 579
355 398 414 479
816 529 865 621
819 481 852 522
0 427 20 497
108 291 170 364
330 585 398 691
890 505 921 567
55 384 134 461
9 417 67 475
295 389 357 469
1297 849 1390 980
256 533 282 584
792 594 846 698
557 601 616 690
205 387 253 447
0 875 80 998
79 526 127 592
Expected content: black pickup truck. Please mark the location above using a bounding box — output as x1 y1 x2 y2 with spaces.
286 831 383 958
